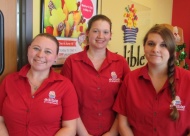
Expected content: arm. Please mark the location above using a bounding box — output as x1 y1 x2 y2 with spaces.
55 119 77 136
0 116 9 136
102 116 119 136
76 117 92 136
118 114 134 136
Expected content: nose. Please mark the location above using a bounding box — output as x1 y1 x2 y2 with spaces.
36 50 44 57
152 45 159 53
98 32 103 38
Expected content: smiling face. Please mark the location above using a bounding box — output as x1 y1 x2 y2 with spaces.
144 33 170 67
27 36 58 72
86 19 112 50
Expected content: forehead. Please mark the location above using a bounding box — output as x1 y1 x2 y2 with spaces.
147 33 163 41
91 20 110 28
31 36 57 48
32 36 51 43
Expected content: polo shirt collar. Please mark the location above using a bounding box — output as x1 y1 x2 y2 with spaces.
73 45 120 64
138 64 179 81
18 64 63 82
138 64 150 80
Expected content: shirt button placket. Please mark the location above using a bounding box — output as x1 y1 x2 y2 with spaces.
154 112 157 116
96 74 101 91
154 127 157 132
153 96 158 135
97 73 103 131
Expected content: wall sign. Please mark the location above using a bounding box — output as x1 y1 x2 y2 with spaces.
101 0 151 70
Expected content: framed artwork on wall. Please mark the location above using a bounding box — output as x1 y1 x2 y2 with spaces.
0 10 4 75
40 0 98 67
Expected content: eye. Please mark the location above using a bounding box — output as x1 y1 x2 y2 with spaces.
147 41 155 46
160 43 167 47
93 30 98 33
104 31 110 34
45 50 52 54
33 46 40 51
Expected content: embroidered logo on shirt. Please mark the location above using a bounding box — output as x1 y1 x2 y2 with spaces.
109 71 120 83
44 91 58 105
170 95 185 111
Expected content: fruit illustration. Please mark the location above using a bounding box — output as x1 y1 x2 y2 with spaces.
49 8 66 36
43 0 89 39
46 26 53 35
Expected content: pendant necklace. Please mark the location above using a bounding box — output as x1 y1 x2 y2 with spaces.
28 79 39 90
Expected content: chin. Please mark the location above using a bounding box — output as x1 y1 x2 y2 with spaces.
148 61 161 65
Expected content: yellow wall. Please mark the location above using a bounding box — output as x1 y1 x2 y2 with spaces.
33 1 40 38
33 0 173 70
130 0 173 24
33 0 173 37
97 0 173 70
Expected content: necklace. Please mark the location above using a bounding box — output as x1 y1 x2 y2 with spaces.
28 79 39 90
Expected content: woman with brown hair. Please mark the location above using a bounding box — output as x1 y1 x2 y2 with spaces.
61 14 130 136
113 25 190 136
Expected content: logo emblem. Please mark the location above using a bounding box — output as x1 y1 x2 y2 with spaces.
49 91 56 99
44 91 58 105
170 96 185 111
109 71 120 83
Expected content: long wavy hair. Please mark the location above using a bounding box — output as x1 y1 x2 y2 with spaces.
143 24 179 121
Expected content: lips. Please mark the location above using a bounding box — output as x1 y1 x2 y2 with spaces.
96 39 104 43
150 54 161 57
34 59 46 64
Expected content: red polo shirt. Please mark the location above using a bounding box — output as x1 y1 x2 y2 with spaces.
0 64 79 136
61 46 130 136
113 65 190 136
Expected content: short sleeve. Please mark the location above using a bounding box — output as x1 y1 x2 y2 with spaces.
122 57 131 77
60 56 72 80
61 79 79 120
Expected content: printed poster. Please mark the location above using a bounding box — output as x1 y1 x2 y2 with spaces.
41 0 97 66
